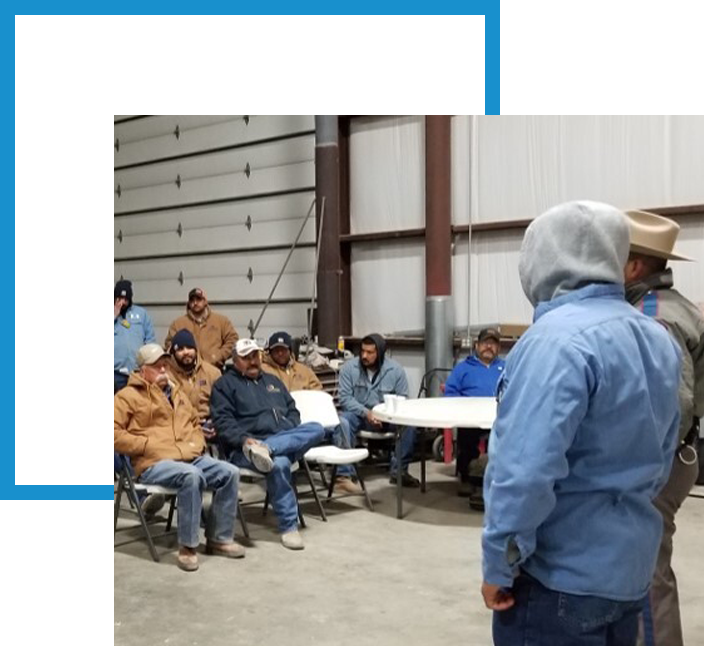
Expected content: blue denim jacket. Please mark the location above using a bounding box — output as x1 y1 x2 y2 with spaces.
338 356 409 417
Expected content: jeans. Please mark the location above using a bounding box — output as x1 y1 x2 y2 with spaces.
334 411 416 477
494 573 645 646
139 455 240 548
114 371 129 394
230 422 325 533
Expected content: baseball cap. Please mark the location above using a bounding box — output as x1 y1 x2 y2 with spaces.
188 287 206 300
136 343 170 367
267 331 292 350
234 338 261 357
477 327 501 343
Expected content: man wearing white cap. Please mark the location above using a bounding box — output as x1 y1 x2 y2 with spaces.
624 210 704 646
211 338 326 550
114 343 244 571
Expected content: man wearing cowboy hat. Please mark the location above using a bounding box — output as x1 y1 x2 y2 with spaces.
624 210 704 646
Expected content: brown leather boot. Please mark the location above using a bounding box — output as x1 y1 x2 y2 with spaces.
177 546 199 572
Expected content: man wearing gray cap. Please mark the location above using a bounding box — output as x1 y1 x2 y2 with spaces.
114 343 244 571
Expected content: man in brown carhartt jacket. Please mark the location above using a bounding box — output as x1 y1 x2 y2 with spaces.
167 328 221 425
114 343 243 571
165 288 238 369
261 331 323 392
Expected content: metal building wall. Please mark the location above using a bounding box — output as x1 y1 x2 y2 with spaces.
114 115 316 345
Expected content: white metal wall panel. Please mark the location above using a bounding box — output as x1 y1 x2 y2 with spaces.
350 240 425 336
114 247 316 304
115 115 316 349
671 216 704 307
114 136 315 213
114 192 316 259
115 115 315 167
473 116 704 222
349 116 425 234
452 229 533 328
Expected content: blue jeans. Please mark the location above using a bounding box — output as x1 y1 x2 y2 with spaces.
335 411 416 477
230 422 325 533
139 455 240 549
494 573 645 646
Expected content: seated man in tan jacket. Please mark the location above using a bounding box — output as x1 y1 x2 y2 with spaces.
114 343 244 572
168 328 221 438
261 331 323 391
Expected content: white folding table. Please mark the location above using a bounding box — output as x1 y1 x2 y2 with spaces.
372 397 497 519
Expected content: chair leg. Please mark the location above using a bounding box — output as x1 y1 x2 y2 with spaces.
263 490 269 516
237 500 250 539
293 481 307 529
317 464 329 490
165 497 177 532
420 428 427 494
114 474 125 533
299 459 327 522
355 465 374 512
123 469 161 563
326 465 338 501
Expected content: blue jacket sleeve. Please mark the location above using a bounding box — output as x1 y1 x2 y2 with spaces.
338 363 368 416
394 365 409 397
143 310 156 344
482 337 591 586
443 364 465 397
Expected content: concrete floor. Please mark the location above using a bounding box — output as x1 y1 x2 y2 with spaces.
115 463 704 646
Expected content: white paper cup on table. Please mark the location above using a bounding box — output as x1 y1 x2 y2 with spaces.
384 394 396 413
394 395 406 411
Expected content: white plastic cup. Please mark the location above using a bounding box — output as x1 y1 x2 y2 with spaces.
395 395 406 411
384 394 396 413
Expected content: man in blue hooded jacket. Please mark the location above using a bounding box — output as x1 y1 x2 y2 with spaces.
481 201 681 646
337 334 419 488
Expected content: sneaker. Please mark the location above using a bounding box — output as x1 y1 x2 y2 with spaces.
141 493 166 519
389 471 420 488
280 530 305 551
205 540 245 559
243 442 274 473
334 476 363 495
177 546 199 572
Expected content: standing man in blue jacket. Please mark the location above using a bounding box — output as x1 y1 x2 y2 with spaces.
444 327 505 500
114 279 156 393
337 334 419 488
481 201 681 646
210 338 325 551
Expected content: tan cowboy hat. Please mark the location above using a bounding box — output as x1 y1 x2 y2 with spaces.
625 210 692 261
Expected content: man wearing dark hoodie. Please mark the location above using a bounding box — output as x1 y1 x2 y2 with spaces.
337 334 419 488
114 279 156 393
481 201 681 646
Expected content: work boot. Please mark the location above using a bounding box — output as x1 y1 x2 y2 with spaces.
389 471 420 488
205 540 245 559
457 480 474 498
177 546 199 572
243 442 274 473
141 493 166 519
281 530 305 550
334 476 363 495
469 492 485 512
